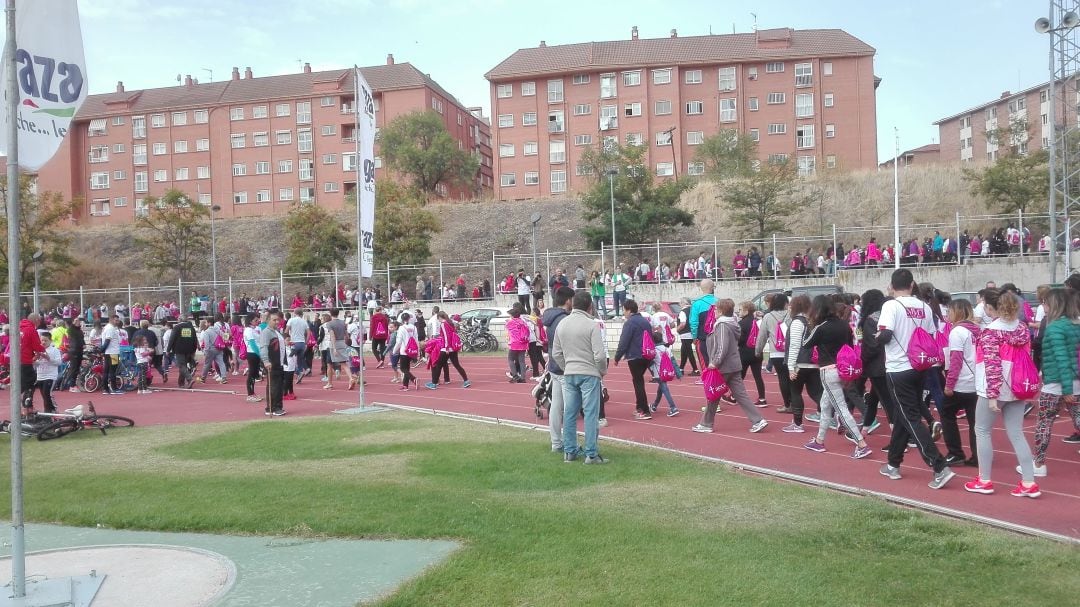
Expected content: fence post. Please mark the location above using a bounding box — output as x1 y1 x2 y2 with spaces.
772 234 778 283
178 279 184 316
333 264 340 306
79 285 84 311
545 249 551 282
600 241 605 277
1018 209 1024 257
831 224 837 277
127 284 132 319
491 251 497 301
656 239 661 284
439 259 444 302
278 270 285 305
386 262 391 301
228 277 234 315
956 212 962 266
712 236 718 278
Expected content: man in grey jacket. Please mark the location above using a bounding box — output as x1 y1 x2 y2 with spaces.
551 291 609 464
541 286 575 453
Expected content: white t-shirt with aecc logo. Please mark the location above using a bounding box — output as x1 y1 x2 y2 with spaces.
878 296 937 373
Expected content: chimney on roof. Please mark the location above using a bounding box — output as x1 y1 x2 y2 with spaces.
1001 91 1011 98
116 81 125 93
670 28 677 38
231 67 240 81
244 67 253 79
539 40 546 47
386 53 394 65
303 62 311 73
631 25 639 40
184 74 193 87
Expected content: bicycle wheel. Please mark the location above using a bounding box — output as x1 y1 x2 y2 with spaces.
484 334 499 352
81 373 101 394
92 415 135 433
37 419 81 441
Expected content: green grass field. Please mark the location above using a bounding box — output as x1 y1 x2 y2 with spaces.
2 413 1077 606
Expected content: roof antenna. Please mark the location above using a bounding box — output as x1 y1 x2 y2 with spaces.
751 12 758 31
202 68 213 83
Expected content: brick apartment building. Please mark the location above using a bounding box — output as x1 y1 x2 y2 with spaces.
32 56 493 225
878 143 941 169
485 27 879 199
934 78 1078 164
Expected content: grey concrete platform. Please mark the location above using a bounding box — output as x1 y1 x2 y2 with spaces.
0 523 458 606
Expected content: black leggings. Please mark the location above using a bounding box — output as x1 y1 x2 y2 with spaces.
372 338 387 362
740 354 765 401
789 367 823 426
34 379 56 413
246 353 261 396
431 351 468 383
679 338 698 372
399 355 416 386
527 343 545 375
772 359 792 408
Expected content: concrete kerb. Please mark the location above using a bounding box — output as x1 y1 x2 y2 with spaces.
374 402 1080 547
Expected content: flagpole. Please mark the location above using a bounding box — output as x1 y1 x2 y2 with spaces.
354 65 365 410
5 0 27 596
893 127 901 269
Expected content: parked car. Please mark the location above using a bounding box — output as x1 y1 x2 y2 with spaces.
458 307 510 329
751 285 844 311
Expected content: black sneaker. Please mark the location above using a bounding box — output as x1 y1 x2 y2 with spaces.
583 455 608 465
1063 433 1080 444
563 452 578 463
944 454 966 466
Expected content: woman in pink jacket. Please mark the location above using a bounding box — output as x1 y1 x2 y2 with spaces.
865 238 882 266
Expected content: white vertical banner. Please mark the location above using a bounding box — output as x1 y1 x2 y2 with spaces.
0 0 87 171
356 67 376 278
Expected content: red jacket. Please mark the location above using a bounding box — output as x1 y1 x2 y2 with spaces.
19 319 45 364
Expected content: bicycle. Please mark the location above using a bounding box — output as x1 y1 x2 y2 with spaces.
33 402 135 441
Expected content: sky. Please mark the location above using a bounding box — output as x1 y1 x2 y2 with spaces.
3 0 1058 163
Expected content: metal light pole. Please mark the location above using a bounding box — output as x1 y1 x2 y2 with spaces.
31 250 42 314
608 168 618 273
892 127 901 269
210 204 221 300
530 212 541 275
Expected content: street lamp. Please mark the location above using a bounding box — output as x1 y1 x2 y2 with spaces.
31 250 43 314
607 167 618 274
530 212 542 276
210 204 221 300
1036 7 1080 282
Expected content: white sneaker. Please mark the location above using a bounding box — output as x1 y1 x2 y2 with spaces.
1016 464 1048 477
749 419 768 433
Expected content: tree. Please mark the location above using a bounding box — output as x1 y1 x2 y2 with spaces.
132 189 210 282
963 117 1049 215
579 143 694 249
694 129 757 179
283 202 354 288
367 180 440 274
721 160 806 240
379 110 480 199
0 175 78 291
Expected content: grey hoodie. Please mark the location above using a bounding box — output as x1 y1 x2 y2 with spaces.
551 309 608 378
706 316 742 374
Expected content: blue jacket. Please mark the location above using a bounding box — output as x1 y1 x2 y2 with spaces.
541 307 570 375
688 294 716 337
615 313 652 362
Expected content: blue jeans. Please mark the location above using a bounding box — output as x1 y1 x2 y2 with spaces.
593 295 607 319
290 343 307 375
612 291 626 315
562 374 602 458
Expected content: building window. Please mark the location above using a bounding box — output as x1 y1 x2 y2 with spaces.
572 74 590 85
153 169 167 182
152 142 166 155
656 162 674 177
276 103 290 117
112 116 124 126
133 144 147 165
174 140 188 153
797 125 815 148
90 172 109 190
499 143 515 157
1008 97 1026 114
197 166 210 179
797 155 816 177
113 196 126 207
523 141 538 156
172 111 187 126
749 128 760 142
321 125 335 136
622 70 641 86
685 100 703 115
322 154 336 165
600 73 617 98
652 68 672 84
250 132 267 147
324 182 339 193
278 159 293 173
175 168 189 181
131 116 146 138
574 134 592 146
718 67 736 91
824 93 834 108
656 130 672 146
498 114 513 128
826 155 837 169
748 67 758 80
768 153 789 164
767 92 786 104
523 112 537 126
548 110 564 133
720 98 736 122
252 189 269 202
298 159 314 180
279 188 294 201
573 103 592 116
685 69 702 84
300 187 315 202
823 62 833 76
768 123 787 135
151 113 166 128
497 84 512 98
522 81 535 96
232 163 246 176
321 96 335 107
795 63 813 87
655 100 672 115
1042 113 1049 125
134 171 148 192
795 94 813 118
501 173 516 187
196 138 209 151
524 171 539 185
550 170 567 193
624 102 642 117
296 102 311 124
1040 90 1049 103
194 109 208 124
255 161 270 174
87 119 107 136
603 135 618 150
549 140 565 163
231 134 245 148
342 153 356 171
234 191 248 204
113 169 126 180
298 129 312 152
825 124 836 138
960 116 971 129
687 131 704 145
90 199 110 216
765 61 784 73
687 161 705 176
748 97 760 112
547 79 564 102
230 107 244 121
89 144 109 163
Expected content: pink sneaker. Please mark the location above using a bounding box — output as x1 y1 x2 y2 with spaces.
1010 482 1041 499
963 477 994 494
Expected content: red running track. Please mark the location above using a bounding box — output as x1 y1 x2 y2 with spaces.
41 355 1080 542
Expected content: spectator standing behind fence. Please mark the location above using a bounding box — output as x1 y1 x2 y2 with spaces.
589 271 607 319
574 265 587 291
515 269 532 310
611 266 631 312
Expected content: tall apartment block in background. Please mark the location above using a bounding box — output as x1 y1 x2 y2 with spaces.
934 78 1079 164
33 56 493 225
485 27 879 199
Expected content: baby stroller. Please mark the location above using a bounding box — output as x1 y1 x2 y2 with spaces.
531 372 551 419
